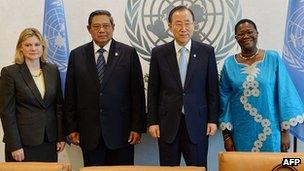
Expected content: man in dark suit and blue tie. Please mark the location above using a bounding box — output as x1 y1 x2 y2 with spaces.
147 5 219 167
64 10 146 166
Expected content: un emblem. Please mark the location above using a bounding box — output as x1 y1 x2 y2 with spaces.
43 0 69 72
125 0 242 62
283 5 304 72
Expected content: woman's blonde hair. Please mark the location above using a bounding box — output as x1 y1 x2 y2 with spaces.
14 28 47 64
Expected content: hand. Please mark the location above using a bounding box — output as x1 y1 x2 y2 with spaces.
12 148 24 162
224 137 235 151
148 125 160 138
57 141 66 152
281 130 290 152
128 131 141 145
206 123 217 136
68 132 80 145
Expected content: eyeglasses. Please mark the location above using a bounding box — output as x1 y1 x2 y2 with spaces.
172 22 194 30
235 30 256 39
91 23 112 31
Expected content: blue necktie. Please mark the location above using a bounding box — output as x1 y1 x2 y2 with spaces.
179 47 187 87
96 48 106 86
179 47 187 114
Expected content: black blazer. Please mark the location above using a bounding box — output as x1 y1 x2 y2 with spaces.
0 62 64 152
148 40 219 144
64 39 146 150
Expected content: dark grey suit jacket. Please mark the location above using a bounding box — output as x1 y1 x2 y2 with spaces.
0 62 64 152
64 39 146 150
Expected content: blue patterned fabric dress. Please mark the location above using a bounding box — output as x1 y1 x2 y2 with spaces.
219 50 304 152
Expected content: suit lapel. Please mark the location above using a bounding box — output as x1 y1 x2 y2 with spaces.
85 42 101 90
184 40 200 89
101 39 121 90
19 63 45 107
165 41 183 89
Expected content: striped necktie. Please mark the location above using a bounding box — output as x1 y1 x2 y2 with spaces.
96 48 106 86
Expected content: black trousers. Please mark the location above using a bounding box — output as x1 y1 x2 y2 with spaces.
81 134 134 166
158 115 208 167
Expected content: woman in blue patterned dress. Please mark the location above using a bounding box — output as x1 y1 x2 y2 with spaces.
219 19 304 152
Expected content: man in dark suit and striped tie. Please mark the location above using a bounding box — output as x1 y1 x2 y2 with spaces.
64 10 146 166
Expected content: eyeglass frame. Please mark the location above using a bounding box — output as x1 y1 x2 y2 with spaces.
235 30 258 39
91 23 113 31
171 21 194 30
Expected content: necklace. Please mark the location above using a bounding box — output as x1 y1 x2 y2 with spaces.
31 69 42 77
239 49 259 60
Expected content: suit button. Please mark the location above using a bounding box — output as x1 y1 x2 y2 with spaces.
183 93 186 96
100 109 102 113
100 93 103 96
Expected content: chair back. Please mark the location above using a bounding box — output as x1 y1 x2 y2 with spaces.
80 166 204 171
0 162 71 171
219 152 304 171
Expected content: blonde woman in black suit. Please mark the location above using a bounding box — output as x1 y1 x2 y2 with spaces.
0 28 65 162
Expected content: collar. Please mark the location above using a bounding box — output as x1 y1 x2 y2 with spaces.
93 39 112 53
174 39 191 53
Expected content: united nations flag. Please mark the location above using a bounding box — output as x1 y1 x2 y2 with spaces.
43 0 69 92
283 0 304 142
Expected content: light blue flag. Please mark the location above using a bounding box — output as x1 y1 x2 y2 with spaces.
282 0 304 142
43 0 69 93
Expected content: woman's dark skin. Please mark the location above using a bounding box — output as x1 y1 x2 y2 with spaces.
222 20 290 152
222 129 235 151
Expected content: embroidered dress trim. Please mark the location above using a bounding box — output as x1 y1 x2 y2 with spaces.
240 64 271 152
281 113 304 130
220 122 233 131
